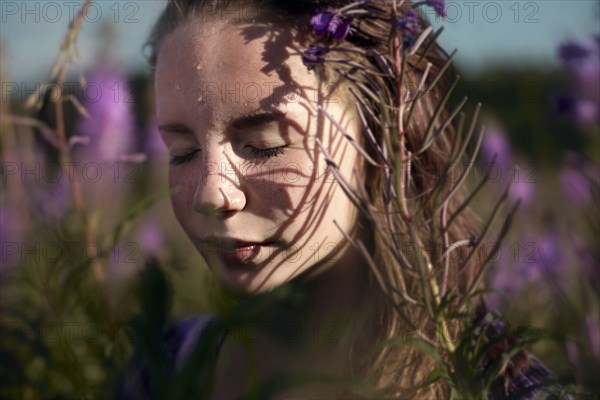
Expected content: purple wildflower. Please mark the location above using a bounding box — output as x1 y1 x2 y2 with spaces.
302 47 329 70
76 69 136 162
426 0 446 17
559 38 600 102
519 233 544 283
396 8 421 48
487 236 542 308
487 230 566 308
571 62 599 102
310 11 335 37
329 15 352 41
554 95 599 125
573 98 600 124
509 176 535 207
491 231 563 287
310 10 353 42
137 220 166 257
536 232 565 276
479 127 513 173
559 41 592 63
478 127 536 206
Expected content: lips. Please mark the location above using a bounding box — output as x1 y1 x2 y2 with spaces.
217 243 263 263
198 238 274 265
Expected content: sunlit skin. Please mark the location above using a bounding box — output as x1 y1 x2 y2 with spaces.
155 15 366 294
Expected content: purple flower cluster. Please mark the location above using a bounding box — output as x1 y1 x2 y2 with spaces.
137 220 166 257
556 37 600 126
479 127 512 170
478 126 535 206
302 46 330 70
396 8 421 49
487 231 565 309
426 0 447 18
558 152 596 208
75 69 136 162
310 10 352 42
303 6 356 69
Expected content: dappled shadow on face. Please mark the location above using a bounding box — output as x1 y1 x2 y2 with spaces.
196 18 361 292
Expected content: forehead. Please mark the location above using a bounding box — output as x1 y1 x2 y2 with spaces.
154 16 315 117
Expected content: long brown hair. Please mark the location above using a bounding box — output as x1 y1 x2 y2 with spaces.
147 1 482 398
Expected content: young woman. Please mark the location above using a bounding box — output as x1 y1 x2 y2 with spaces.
118 1 555 398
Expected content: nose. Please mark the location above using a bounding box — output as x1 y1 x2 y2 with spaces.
192 151 246 217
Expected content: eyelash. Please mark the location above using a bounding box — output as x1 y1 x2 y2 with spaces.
169 145 287 166
170 149 200 166
249 145 287 159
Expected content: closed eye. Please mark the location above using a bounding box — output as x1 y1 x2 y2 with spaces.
170 149 200 166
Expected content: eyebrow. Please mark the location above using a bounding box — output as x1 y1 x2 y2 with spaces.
159 108 286 135
158 122 194 134
231 108 286 129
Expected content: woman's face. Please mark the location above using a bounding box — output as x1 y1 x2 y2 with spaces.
155 15 362 293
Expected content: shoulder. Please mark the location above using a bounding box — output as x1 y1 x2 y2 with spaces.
488 351 562 400
475 311 570 400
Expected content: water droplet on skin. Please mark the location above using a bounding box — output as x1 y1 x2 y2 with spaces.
196 64 203 71
198 95 204 103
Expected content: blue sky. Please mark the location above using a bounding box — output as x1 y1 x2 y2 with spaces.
1 0 599 84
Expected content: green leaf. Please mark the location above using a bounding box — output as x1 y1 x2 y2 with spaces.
424 367 449 386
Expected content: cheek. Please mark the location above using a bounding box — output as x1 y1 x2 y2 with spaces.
275 158 320 209
241 156 316 212
169 168 196 223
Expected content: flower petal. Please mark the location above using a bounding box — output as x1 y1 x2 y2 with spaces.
302 47 329 70
310 11 334 37
330 16 352 41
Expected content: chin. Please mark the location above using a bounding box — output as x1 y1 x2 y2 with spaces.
213 267 291 295
203 251 308 294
